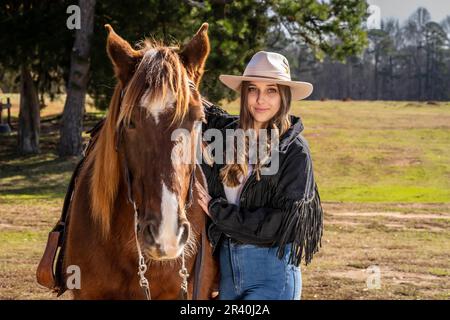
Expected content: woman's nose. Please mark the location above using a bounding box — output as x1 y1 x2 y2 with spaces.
256 91 265 104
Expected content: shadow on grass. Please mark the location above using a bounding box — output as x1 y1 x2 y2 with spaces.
0 112 103 201
0 155 78 201
1 186 67 200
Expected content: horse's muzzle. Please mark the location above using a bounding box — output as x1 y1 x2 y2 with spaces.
140 218 190 260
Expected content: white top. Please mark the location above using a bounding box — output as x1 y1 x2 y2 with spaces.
223 165 253 205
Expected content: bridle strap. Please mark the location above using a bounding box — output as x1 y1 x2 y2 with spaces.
185 164 196 209
115 88 151 300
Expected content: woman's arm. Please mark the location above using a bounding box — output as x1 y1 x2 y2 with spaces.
201 99 238 131
207 197 284 245
196 180 284 244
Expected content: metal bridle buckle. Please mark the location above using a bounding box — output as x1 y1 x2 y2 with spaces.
179 251 189 295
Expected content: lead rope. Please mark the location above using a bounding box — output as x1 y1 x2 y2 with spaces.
133 201 151 300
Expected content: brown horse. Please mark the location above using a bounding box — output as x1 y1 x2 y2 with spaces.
61 23 218 299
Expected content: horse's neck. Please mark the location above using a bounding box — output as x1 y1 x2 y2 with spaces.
65 160 137 284
65 160 207 299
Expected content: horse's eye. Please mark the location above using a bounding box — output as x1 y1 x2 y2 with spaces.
128 120 136 129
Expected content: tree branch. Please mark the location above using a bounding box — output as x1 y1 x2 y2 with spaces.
183 0 206 9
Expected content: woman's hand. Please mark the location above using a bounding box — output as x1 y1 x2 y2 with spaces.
196 181 212 218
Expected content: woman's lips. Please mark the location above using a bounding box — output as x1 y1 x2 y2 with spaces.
254 107 270 113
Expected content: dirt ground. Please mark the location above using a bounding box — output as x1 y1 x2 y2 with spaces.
0 201 449 300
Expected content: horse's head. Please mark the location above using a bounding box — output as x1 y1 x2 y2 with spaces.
99 24 209 260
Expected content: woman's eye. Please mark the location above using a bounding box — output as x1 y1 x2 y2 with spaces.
248 87 256 92
267 88 277 94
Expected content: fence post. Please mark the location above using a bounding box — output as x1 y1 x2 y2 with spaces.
6 98 12 129
0 97 12 134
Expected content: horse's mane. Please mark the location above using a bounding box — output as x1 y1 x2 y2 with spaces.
118 40 190 128
88 41 191 237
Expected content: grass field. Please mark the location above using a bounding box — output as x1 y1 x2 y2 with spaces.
0 96 449 299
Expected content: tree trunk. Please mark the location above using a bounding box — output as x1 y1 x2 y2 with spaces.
18 65 40 154
59 0 96 157
416 44 423 101
388 56 393 100
346 58 352 99
374 51 379 100
425 37 431 100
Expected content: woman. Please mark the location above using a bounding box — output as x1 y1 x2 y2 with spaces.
196 51 323 300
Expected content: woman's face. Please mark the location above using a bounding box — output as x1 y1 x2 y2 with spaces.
246 81 281 129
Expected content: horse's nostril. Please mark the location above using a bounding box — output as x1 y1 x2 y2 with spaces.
143 222 157 245
149 223 158 237
179 222 190 245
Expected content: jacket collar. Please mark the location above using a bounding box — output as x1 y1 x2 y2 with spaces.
279 115 304 153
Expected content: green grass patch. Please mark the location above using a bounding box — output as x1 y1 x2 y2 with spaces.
428 268 450 277
0 230 47 253
286 101 450 202
322 185 450 202
1 101 450 203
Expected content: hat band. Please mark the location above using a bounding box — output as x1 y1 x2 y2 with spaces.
242 74 291 81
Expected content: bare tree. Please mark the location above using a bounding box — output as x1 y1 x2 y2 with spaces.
59 0 96 157
18 66 40 154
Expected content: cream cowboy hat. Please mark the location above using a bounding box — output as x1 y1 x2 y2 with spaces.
219 51 313 101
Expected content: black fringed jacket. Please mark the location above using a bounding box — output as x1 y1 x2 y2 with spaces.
201 102 324 266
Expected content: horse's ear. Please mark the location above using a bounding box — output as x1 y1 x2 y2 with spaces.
105 24 142 85
180 23 210 87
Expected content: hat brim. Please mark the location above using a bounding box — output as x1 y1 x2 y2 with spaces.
219 75 313 101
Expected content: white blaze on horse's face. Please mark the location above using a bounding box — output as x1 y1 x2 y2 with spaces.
140 90 176 125
153 182 185 258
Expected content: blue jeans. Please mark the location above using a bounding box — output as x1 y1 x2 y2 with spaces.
219 238 302 300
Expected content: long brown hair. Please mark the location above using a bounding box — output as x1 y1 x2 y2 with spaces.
220 81 292 187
